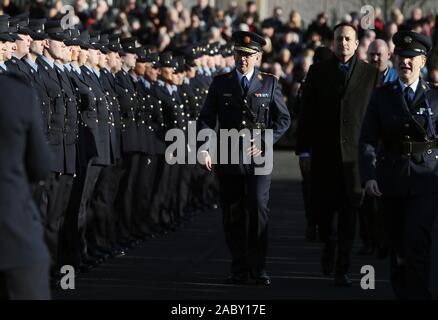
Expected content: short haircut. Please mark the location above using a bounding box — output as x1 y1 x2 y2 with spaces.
333 22 358 40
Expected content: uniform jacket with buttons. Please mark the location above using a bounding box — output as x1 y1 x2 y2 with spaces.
359 78 438 196
152 82 187 133
67 68 99 169
198 68 291 175
56 66 78 174
100 68 122 161
296 55 379 206
81 66 112 166
135 79 162 155
36 56 68 173
115 70 140 153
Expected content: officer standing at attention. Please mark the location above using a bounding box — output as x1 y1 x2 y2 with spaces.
359 31 437 300
198 31 290 285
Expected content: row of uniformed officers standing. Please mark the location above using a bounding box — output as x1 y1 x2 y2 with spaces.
0 12 231 286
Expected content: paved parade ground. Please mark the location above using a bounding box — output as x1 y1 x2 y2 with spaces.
54 151 438 300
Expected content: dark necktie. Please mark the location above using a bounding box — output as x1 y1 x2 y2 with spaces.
404 87 415 107
241 76 249 96
339 63 349 73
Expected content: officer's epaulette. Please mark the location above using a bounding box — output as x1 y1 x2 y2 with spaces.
259 72 278 81
427 81 438 89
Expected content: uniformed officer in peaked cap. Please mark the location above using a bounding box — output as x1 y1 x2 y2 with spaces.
198 31 290 285
359 30 437 299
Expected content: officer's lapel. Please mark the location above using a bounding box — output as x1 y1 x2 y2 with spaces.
391 80 412 116
392 79 428 135
411 78 427 108
246 69 263 97
37 57 58 83
343 59 368 98
230 69 246 99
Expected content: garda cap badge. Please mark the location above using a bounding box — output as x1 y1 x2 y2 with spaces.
244 36 251 44
404 36 412 44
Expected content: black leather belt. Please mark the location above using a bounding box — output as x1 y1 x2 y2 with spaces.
384 140 438 154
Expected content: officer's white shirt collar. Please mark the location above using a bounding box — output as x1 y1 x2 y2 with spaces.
41 55 55 69
93 67 100 78
70 63 82 74
84 65 95 75
203 66 211 76
0 62 8 71
129 72 138 82
54 62 65 71
399 77 420 94
142 78 151 89
64 64 72 72
24 58 38 72
236 68 255 83
184 78 190 85
158 79 176 95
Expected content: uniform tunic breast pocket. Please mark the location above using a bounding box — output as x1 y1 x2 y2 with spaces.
421 148 438 171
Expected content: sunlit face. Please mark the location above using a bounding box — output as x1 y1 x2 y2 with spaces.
16 34 32 57
334 26 359 61
98 50 108 68
45 39 65 60
107 52 119 69
78 47 89 65
30 39 45 56
367 42 390 72
63 45 72 63
0 41 7 61
5 41 17 60
134 61 146 76
122 52 137 69
234 50 261 75
160 66 174 83
87 48 100 66
144 62 158 82
70 45 81 62
395 54 426 84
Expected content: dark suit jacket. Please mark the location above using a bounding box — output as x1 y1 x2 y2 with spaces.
198 68 291 175
0 73 51 270
359 78 438 196
296 55 379 207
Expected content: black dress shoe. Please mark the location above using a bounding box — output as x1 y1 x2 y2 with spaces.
225 273 248 285
334 274 353 287
250 271 271 286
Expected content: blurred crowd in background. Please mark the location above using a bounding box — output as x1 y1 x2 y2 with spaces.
2 0 438 144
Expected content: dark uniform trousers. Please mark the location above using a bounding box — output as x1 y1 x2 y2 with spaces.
218 173 271 275
381 195 437 299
